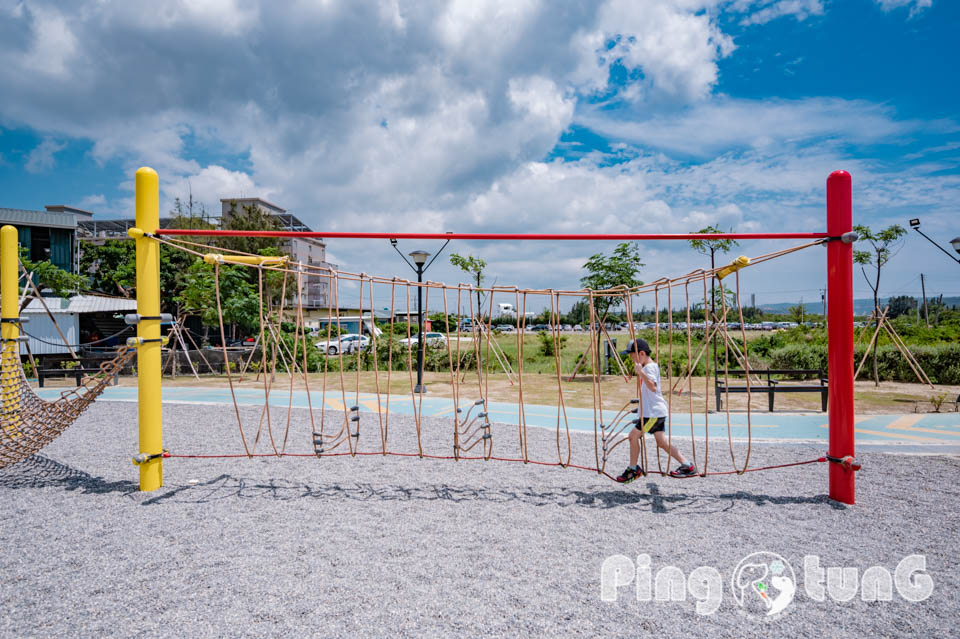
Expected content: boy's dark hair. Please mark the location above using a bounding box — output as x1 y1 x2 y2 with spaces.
620 338 651 356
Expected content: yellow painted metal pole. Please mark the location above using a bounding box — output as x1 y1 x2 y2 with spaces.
1 226 21 432
133 168 163 491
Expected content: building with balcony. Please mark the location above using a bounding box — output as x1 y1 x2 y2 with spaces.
220 198 337 310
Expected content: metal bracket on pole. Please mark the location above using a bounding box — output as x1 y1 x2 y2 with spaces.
126 336 169 348
131 449 170 466
124 313 173 325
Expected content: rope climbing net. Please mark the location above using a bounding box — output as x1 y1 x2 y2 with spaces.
146 232 834 480
0 338 134 469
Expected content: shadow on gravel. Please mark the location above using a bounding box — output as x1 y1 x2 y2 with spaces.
0 455 137 495
139 474 845 513
718 490 847 510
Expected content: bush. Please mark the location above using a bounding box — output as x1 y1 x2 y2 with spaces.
763 343 960 384
538 331 568 357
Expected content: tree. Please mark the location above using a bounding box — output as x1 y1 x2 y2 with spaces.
887 295 917 320
580 241 644 373
169 188 214 230
218 201 284 255
689 226 740 380
689 225 740 268
449 253 487 321
19 247 87 300
853 223 907 385
788 304 805 325
80 240 198 308
175 260 260 341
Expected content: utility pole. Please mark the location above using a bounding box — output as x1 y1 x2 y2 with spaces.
921 273 929 328
820 288 826 320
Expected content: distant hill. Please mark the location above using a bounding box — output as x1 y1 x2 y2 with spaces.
758 297 960 316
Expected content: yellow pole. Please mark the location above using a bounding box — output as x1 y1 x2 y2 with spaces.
1 226 21 433
133 167 163 491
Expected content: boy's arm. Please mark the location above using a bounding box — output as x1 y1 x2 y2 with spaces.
634 363 658 392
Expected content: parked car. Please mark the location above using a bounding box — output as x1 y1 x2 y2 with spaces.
315 333 369 355
572 324 584 332
399 332 447 348
228 336 256 347
496 324 516 333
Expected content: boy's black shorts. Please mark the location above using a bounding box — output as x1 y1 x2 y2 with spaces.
635 416 666 434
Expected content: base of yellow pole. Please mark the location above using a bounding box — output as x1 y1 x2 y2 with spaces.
139 459 163 491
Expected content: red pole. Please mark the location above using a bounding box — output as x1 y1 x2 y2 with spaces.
154 230 828 241
826 170 855 504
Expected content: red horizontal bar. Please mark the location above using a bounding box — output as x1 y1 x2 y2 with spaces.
154 230 829 241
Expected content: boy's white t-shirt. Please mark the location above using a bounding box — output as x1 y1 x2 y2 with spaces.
639 361 669 418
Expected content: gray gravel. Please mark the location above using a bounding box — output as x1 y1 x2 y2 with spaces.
1 401 957 638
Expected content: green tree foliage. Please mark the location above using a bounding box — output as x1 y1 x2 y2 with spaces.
580 241 645 320
169 192 215 230
853 223 907 384
688 225 740 261
788 304 805 325
175 261 259 334
19 247 86 299
887 295 917 319
580 241 644 373
538 330 568 357
449 253 487 317
80 240 197 308
79 240 135 296
218 201 284 255
427 311 455 333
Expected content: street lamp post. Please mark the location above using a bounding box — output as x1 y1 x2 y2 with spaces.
409 250 430 393
909 218 960 265
390 237 451 394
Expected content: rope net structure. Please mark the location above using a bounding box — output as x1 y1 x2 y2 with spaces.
140 233 830 480
0 341 134 469
0 169 858 502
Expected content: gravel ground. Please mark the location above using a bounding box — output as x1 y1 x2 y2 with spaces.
1 401 957 638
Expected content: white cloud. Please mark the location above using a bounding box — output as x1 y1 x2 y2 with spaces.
163 165 262 218
77 194 106 208
575 97 939 157
571 1 735 102
0 0 955 301
21 6 78 75
874 0 933 17
25 138 65 173
732 0 825 26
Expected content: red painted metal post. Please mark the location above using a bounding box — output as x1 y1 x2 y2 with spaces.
826 170 855 504
154 230 829 241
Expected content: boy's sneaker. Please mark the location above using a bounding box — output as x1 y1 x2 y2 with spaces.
669 463 697 478
615 466 642 483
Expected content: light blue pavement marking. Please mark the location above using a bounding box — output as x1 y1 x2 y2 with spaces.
36 385 960 446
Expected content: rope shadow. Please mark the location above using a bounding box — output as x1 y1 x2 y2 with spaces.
0 454 138 495
718 489 848 510
138 474 843 513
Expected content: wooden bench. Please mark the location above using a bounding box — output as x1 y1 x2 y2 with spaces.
37 367 119 388
715 369 828 412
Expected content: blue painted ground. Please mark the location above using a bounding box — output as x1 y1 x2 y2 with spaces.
38 385 960 449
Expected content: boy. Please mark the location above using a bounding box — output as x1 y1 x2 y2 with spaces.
615 338 697 482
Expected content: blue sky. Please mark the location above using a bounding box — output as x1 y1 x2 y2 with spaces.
0 0 957 308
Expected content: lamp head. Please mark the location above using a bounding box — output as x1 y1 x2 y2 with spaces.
409 250 430 266
909 218 920 229
951 237 960 255
390 238 398 246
